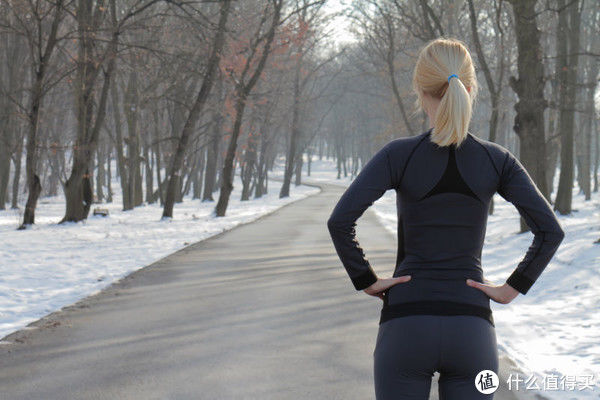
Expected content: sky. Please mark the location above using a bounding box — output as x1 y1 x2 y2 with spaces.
321 0 356 46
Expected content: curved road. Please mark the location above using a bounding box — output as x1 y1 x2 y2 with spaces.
0 180 527 399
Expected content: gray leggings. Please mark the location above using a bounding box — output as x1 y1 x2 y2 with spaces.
373 315 499 400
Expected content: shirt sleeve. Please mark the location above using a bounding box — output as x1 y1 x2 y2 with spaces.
326 143 396 291
497 150 565 295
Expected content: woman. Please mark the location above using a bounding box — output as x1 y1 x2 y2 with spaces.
326 37 565 400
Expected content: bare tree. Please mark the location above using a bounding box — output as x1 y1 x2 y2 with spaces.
215 0 283 217
4 0 68 228
506 0 552 232
61 0 164 223
554 0 583 214
349 1 418 136
161 0 232 219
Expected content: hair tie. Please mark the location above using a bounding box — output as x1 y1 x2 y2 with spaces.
448 73 459 83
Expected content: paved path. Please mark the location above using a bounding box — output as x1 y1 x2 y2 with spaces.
0 180 526 399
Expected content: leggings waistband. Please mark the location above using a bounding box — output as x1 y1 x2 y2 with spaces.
379 299 495 327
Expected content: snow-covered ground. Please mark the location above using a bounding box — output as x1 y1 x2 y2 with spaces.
308 155 600 400
0 161 320 342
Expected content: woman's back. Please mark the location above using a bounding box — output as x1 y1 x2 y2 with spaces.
327 127 565 328
393 128 496 274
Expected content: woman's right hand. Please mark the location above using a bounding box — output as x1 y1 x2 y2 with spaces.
466 279 520 304
363 275 412 301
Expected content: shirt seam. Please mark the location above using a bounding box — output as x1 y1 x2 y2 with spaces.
396 132 430 189
470 135 503 178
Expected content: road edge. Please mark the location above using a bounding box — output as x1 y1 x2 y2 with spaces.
0 178 325 347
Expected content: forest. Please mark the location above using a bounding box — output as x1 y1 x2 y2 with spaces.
0 0 597 230
1 2 599 396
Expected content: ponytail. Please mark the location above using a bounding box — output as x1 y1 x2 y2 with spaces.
411 37 479 147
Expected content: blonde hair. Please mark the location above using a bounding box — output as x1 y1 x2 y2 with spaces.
411 37 479 147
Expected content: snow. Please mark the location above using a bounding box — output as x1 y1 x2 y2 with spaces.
0 163 320 342
308 155 600 400
1 150 598 400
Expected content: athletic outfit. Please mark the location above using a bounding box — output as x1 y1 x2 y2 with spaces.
326 128 565 399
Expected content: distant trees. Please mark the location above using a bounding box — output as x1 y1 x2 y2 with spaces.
349 0 421 136
340 0 598 230
279 0 335 198
0 0 598 231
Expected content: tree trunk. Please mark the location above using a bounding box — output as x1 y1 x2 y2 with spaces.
11 132 23 210
506 0 550 233
124 69 143 209
593 116 598 193
144 139 153 204
294 147 303 186
0 139 10 210
111 74 130 210
216 94 245 214
202 137 219 200
554 0 582 214
96 140 105 202
61 0 117 223
21 69 45 227
19 0 63 228
193 145 205 200
279 44 302 199
153 110 163 205
202 96 223 202
578 6 596 199
241 115 258 201
181 152 197 200
106 144 113 203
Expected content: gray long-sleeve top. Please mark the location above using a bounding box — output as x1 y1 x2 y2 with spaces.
327 129 565 326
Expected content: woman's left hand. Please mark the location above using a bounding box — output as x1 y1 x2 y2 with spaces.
466 279 520 304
